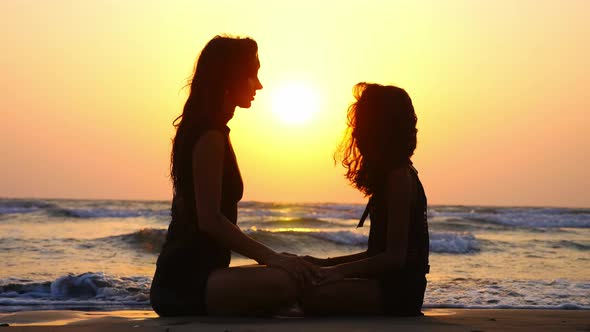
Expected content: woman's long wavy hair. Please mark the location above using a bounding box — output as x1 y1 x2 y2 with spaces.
170 36 258 197
336 83 418 196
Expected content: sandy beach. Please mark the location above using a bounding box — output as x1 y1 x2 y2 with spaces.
0 309 588 331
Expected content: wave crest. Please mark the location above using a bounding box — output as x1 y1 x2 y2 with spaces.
48 208 170 219
429 232 480 253
0 272 150 310
94 228 481 255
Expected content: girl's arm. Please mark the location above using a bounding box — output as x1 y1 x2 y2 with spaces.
193 130 317 281
319 167 413 282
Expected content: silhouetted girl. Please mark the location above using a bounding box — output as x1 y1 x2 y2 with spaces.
150 35 317 317
302 83 429 316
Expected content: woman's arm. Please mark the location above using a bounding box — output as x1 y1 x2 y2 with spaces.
193 131 274 263
301 252 368 266
319 167 412 282
193 130 317 281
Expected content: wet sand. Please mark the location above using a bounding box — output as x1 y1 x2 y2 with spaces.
1 308 589 331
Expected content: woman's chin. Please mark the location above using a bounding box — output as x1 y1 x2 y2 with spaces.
237 100 253 109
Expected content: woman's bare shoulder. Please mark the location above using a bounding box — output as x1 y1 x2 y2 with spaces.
193 130 224 149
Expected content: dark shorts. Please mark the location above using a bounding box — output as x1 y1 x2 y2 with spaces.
149 264 210 316
380 272 427 316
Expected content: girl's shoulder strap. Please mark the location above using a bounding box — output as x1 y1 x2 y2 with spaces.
356 196 373 228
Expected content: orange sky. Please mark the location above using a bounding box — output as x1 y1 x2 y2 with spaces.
1 1 589 207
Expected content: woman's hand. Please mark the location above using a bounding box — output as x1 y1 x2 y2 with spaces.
302 255 329 267
284 252 330 266
317 266 345 285
266 253 323 288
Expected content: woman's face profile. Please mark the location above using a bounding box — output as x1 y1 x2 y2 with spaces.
228 55 263 109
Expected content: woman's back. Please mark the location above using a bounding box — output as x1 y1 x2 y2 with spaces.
151 124 243 316
158 125 243 270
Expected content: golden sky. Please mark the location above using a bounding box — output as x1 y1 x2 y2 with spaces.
1 0 589 207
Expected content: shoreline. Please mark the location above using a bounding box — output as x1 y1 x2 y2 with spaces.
1 308 588 331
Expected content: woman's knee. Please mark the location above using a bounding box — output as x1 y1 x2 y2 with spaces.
206 271 294 316
207 267 297 301
260 268 297 301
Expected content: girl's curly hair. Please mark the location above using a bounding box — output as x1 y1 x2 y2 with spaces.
336 83 418 196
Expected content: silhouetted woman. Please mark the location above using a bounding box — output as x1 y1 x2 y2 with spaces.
302 83 430 316
150 35 317 316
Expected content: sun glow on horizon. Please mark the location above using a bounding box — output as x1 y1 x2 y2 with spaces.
1 1 589 206
271 81 320 125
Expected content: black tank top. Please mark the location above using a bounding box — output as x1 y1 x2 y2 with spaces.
157 125 243 273
364 165 429 273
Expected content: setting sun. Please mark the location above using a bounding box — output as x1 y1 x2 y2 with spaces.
271 81 320 125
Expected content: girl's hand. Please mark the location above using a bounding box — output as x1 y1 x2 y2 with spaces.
317 266 345 285
283 253 329 267
266 253 322 288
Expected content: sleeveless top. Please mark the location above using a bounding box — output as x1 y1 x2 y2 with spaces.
361 165 429 274
156 125 244 274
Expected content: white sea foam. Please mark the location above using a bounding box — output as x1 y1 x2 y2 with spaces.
430 206 590 228
1 199 589 312
423 303 590 309
2 273 588 312
0 273 150 312
303 230 368 246
424 278 590 309
429 232 479 253
244 228 480 254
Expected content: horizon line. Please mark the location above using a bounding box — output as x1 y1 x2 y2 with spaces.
0 195 588 210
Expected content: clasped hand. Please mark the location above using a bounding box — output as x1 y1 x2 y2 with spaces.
267 252 344 287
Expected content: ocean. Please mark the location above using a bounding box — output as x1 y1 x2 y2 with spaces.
0 198 588 312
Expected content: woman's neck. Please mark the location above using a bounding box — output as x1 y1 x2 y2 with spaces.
221 101 237 125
